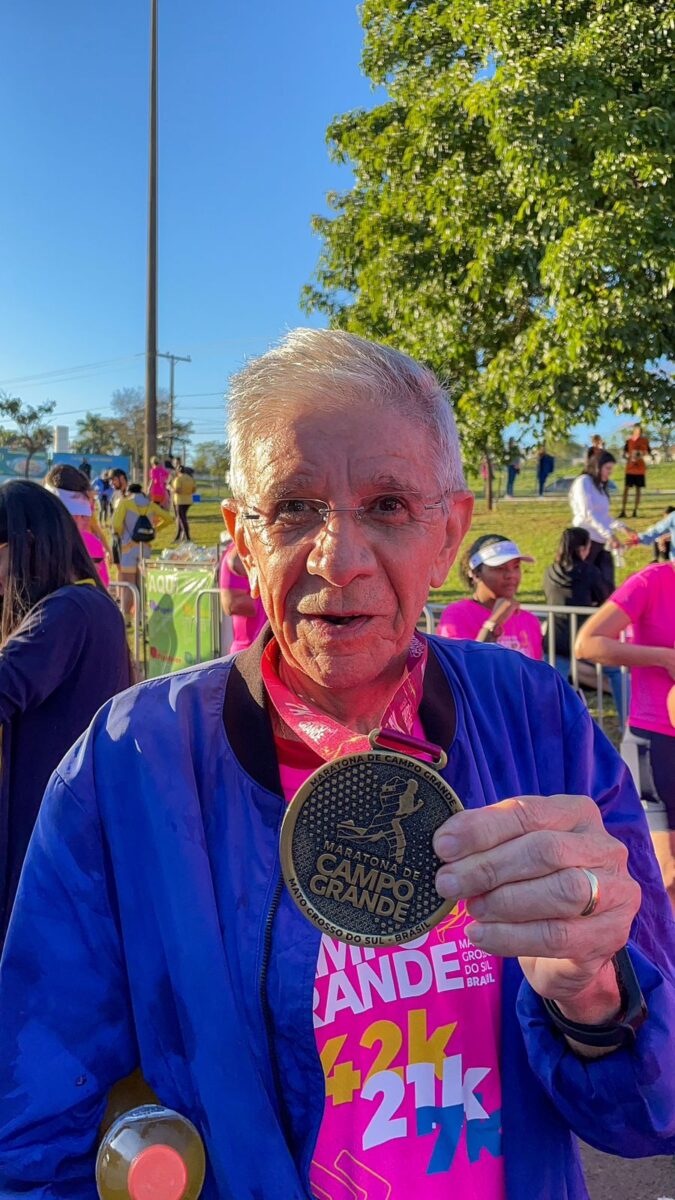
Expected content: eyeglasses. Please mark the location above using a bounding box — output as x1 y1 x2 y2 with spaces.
237 492 448 543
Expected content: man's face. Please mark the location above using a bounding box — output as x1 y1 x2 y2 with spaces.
231 404 472 693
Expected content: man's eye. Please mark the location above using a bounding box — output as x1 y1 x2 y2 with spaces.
369 494 408 515
273 499 318 521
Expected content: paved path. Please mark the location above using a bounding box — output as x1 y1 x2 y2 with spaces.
582 1144 674 1199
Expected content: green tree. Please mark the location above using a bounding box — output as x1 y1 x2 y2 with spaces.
303 0 675 469
72 412 119 455
191 441 230 480
0 393 55 476
110 388 193 470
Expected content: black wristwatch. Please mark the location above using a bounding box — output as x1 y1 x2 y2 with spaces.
542 947 648 1049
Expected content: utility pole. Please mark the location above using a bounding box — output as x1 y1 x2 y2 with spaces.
158 351 191 459
143 0 158 483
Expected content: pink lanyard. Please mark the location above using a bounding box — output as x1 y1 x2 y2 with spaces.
261 632 442 765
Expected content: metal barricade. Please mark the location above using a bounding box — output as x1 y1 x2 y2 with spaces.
422 602 628 732
108 581 141 671
195 588 223 664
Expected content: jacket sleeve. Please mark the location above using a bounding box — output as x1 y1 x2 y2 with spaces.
570 477 612 542
0 765 137 1197
516 702 675 1157
637 512 675 546
0 594 87 724
112 499 127 537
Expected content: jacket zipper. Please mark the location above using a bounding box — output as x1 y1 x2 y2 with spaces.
259 874 287 1115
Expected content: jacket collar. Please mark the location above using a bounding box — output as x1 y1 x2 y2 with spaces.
224 630 456 795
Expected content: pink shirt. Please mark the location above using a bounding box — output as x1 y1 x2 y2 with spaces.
612 563 675 736
81 530 109 588
437 599 543 660
219 548 267 653
148 464 169 502
276 720 505 1200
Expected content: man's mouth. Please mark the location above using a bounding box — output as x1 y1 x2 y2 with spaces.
302 613 370 628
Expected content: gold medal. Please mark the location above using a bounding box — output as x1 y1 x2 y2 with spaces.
280 732 463 946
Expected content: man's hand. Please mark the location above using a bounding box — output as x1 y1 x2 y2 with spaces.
434 795 641 1021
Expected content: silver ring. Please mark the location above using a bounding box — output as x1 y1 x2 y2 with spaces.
579 868 600 918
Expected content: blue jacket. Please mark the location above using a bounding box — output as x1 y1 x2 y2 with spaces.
0 635 674 1199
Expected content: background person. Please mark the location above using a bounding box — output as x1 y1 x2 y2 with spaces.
437 533 543 659
628 505 675 563
504 438 521 497
536 445 555 496
619 423 652 519
568 450 629 591
109 468 128 514
543 527 625 725
147 455 170 509
218 514 267 653
112 482 171 615
171 464 197 541
575 561 675 912
585 433 604 463
44 464 111 588
0 480 130 944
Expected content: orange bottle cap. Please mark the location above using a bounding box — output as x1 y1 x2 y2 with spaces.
128 1144 189 1200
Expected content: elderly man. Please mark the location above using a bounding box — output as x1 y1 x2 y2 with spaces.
0 330 673 1199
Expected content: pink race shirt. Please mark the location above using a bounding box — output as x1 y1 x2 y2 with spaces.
437 599 543 660
612 563 675 736
148 464 169 502
276 722 505 1200
81 530 110 588
219 548 267 653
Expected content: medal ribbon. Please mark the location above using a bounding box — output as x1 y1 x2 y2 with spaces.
262 631 441 763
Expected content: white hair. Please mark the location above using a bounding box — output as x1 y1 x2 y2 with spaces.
227 328 466 498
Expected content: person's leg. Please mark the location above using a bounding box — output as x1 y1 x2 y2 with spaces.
594 546 615 592
117 567 137 617
643 730 675 913
506 465 515 496
178 504 191 540
618 480 629 518
603 665 628 729
632 479 643 518
175 505 183 540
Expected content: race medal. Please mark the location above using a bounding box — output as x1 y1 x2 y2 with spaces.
280 732 463 947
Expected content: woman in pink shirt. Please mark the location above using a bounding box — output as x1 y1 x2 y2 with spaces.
436 534 543 660
576 561 675 911
147 457 170 508
44 465 111 588
219 539 267 653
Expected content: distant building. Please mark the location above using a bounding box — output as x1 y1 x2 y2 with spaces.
53 425 70 453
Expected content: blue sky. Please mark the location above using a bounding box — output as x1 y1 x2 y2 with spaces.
0 2 620 451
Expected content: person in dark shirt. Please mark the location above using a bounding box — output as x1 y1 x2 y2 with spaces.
0 481 131 944
543 526 625 725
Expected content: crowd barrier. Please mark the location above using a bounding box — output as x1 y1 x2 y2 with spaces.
108 580 141 668
421 602 629 734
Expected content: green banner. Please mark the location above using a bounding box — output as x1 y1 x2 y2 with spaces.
144 563 218 677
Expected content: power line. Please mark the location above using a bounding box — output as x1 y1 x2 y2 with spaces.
0 353 144 388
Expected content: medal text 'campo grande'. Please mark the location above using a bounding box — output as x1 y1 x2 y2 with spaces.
280 746 463 947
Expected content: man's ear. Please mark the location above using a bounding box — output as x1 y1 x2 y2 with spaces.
429 492 474 589
224 504 260 594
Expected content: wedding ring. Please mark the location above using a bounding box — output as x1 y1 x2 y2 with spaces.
579 868 600 918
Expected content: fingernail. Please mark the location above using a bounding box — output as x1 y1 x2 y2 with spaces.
467 923 485 943
434 833 458 860
436 871 459 898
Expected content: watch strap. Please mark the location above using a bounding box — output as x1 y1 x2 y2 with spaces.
542 947 648 1049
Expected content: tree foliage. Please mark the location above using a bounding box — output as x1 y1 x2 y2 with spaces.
0 393 55 474
303 0 675 458
191 440 230 479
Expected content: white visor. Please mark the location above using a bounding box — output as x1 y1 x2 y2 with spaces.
469 539 534 569
45 485 92 518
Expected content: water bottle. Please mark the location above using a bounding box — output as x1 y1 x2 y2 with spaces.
96 1104 206 1200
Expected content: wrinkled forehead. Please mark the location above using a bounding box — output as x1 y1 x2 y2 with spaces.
244 404 438 501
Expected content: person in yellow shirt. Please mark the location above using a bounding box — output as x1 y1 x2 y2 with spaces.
171 465 197 541
113 483 172 614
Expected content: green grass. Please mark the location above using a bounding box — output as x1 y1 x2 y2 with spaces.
151 465 674 607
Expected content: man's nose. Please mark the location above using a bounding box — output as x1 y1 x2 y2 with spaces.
305 513 378 585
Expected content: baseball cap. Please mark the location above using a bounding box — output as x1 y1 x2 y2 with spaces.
469 540 534 569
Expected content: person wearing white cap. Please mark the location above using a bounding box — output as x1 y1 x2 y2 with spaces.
437 533 543 658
